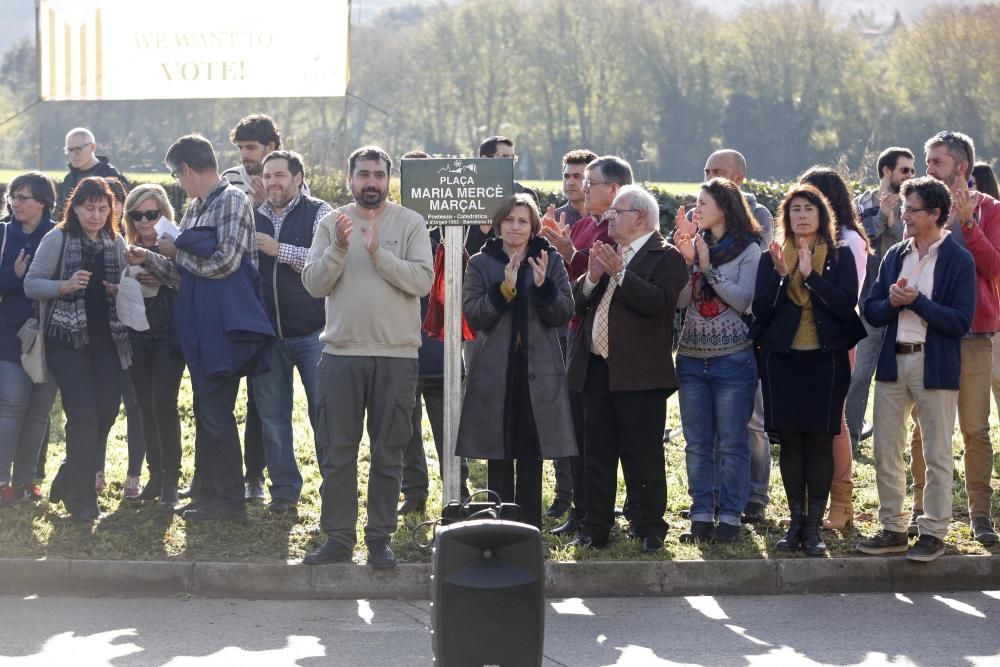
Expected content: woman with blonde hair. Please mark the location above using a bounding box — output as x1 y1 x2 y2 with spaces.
120 184 185 508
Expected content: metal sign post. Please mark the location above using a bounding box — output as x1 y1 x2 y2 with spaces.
401 158 514 505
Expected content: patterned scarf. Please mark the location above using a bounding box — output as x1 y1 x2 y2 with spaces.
691 231 757 318
49 229 129 360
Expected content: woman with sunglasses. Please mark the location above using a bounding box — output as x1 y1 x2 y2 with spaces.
120 184 185 508
24 177 131 522
0 172 59 506
94 177 147 500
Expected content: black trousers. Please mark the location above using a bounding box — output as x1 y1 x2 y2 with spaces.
129 337 185 478
191 371 245 508
580 354 669 542
47 346 121 515
488 458 543 529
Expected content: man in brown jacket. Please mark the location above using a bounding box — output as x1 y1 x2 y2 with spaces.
567 184 688 552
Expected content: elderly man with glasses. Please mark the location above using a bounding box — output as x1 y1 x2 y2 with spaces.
56 127 128 217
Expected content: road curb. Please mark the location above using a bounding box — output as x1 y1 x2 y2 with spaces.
1 555 996 599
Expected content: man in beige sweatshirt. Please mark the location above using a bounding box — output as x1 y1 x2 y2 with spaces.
301 146 433 568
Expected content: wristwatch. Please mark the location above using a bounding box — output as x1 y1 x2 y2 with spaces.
963 219 975 230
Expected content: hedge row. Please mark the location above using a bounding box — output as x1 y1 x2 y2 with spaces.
2 174 872 235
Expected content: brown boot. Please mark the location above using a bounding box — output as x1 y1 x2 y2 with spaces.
822 480 853 531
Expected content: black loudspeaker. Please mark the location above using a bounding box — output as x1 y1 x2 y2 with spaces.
431 520 545 667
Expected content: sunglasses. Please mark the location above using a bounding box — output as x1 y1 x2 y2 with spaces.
128 209 160 222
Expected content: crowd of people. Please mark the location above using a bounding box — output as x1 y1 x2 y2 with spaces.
0 114 998 568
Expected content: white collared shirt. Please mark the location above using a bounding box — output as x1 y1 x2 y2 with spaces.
896 231 949 344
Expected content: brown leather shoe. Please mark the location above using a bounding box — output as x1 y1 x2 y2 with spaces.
822 480 853 531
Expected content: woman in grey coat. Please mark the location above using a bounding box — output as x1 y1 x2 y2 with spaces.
456 194 576 529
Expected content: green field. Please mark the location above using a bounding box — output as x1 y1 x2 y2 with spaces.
0 372 997 564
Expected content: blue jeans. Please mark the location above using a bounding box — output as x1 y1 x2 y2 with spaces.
678 348 757 526
0 359 58 486
251 332 323 502
845 315 884 445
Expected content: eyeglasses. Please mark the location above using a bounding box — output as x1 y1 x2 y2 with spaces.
170 169 180 181
902 206 928 215
582 179 609 188
899 167 916 175
6 195 36 205
603 208 640 220
63 143 93 155
128 209 160 222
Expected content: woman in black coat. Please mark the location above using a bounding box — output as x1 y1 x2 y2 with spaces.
750 184 866 556
456 194 576 529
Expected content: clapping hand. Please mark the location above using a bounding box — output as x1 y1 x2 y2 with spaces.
527 251 549 287
889 276 918 307
504 251 522 290
674 205 696 238
880 191 901 226
593 242 623 277
768 241 788 277
797 237 813 278
539 211 574 263
953 185 979 227
695 234 711 272
676 233 695 265
334 212 353 249
361 210 379 256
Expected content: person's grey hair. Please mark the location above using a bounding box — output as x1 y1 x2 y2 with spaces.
925 131 976 176
616 184 659 230
65 127 95 146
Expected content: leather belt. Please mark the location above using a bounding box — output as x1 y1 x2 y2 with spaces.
895 343 923 355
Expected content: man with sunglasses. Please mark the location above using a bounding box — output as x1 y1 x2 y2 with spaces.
846 147 917 450
56 128 127 217
910 131 1000 546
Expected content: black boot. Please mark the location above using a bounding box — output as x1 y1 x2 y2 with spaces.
802 497 828 557
158 474 180 510
137 472 162 501
776 500 805 552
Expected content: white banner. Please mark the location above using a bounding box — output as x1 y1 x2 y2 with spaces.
38 0 349 100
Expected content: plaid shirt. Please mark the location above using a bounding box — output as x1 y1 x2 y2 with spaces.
257 192 333 273
144 179 257 288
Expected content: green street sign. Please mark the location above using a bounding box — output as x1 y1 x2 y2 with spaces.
400 158 515 226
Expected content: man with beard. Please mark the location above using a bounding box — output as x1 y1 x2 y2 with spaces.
911 131 1000 546
302 146 433 568
250 150 332 514
846 148 916 449
220 113 285 502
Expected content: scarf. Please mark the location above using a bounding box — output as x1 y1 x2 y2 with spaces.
49 229 130 361
783 236 828 349
691 231 757 318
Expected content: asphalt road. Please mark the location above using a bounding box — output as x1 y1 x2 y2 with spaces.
0 591 998 666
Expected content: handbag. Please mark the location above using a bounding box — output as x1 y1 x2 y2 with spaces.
19 232 66 383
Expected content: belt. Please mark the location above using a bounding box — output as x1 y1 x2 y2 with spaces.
895 343 923 355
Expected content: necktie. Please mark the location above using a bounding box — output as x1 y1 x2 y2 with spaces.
592 245 632 358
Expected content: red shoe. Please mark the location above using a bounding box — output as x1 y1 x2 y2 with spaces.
17 484 43 502
0 483 16 506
